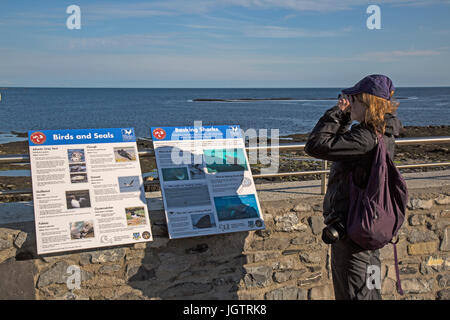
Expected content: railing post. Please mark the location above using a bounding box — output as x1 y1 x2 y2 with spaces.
321 160 327 195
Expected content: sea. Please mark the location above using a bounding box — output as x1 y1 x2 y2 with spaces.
0 87 449 142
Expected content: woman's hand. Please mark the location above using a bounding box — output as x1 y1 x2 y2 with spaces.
338 94 351 113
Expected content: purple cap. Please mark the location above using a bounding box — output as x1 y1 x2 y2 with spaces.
341 74 395 100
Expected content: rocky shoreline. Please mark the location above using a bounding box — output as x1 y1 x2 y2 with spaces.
0 125 449 202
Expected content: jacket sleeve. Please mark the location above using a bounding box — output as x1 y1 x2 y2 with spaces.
304 106 377 162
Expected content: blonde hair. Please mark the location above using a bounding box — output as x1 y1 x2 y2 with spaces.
354 91 399 134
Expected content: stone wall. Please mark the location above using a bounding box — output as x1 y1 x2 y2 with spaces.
0 187 449 300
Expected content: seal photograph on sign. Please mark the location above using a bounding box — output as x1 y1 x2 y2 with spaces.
68 149 85 163
113 147 137 162
69 163 87 173
70 173 88 183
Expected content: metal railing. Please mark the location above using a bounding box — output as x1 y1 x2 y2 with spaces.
1 136 450 196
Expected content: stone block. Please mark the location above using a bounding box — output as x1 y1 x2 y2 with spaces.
0 258 36 299
380 241 406 260
249 251 280 263
440 228 449 252
0 247 16 264
52 292 90 300
13 232 28 249
117 291 147 300
0 228 18 241
99 264 122 274
441 210 450 218
274 213 307 232
407 241 439 255
247 239 264 251
381 278 397 295
308 216 324 235
125 250 145 261
0 238 13 250
407 228 438 243
437 288 450 300
408 199 433 210
126 264 156 281
408 215 427 226
420 256 445 274
93 248 126 263
290 235 315 245
292 203 312 213
255 229 271 239
243 265 273 288
311 203 323 212
399 264 418 275
132 243 147 250
309 284 333 300
437 274 450 288
385 264 398 281
264 238 291 250
429 219 450 231
40 253 78 265
265 286 307 300
274 259 295 270
273 269 307 283
299 251 323 265
401 278 433 294
37 261 93 288
79 253 91 266
435 195 450 205
297 271 322 286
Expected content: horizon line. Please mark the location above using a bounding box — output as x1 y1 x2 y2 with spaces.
2 85 450 89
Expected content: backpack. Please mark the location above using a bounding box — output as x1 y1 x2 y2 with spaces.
347 133 408 294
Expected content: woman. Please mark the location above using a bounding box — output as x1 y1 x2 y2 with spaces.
304 74 402 300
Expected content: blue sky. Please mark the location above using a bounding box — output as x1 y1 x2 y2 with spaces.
1 0 450 87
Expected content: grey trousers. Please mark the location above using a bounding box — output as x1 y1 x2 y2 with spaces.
331 236 382 300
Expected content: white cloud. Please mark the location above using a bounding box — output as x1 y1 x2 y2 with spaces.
223 0 355 12
224 0 450 12
356 49 443 62
84 1 215 20
58 0 450 21
180 24 221 29
65 34 175 50
244 25 351 38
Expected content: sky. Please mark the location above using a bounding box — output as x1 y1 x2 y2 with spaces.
1 0 450 88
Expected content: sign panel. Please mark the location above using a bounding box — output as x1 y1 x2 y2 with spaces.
28 128 152 254
151 125 265 239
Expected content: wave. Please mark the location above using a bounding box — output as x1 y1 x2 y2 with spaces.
396 96 418 100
